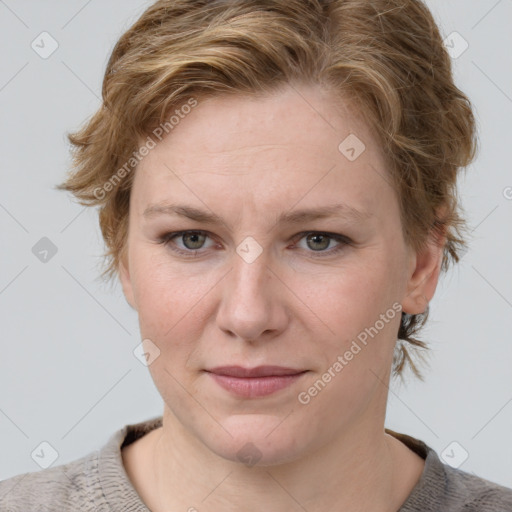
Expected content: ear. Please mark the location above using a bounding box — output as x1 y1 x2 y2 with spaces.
401 217 446 315
119 249 137 310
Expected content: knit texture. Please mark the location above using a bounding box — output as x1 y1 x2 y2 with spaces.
1 416 511 511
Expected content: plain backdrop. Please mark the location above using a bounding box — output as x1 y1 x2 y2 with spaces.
0 0 511 488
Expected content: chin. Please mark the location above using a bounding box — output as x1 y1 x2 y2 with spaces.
199 415 307 467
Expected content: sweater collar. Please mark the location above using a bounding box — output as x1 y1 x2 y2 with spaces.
98 416 446 511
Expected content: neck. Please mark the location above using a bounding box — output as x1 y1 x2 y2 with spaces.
149 406 414 512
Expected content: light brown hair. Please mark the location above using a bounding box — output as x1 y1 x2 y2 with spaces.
56 0 478 379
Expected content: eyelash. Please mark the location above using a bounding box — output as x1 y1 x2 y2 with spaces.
157 230 352 259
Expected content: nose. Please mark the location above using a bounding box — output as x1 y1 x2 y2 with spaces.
215 249 289 343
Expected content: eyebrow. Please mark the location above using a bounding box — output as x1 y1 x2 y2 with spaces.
143 201 373 226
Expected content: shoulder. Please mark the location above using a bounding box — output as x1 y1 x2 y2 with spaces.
0 416 161 512
0 451 102 512
387 429 512 512
441 464 512 511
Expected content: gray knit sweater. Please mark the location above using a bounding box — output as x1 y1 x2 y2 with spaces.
1 416 512 511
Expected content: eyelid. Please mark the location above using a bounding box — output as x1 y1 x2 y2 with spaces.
291 230 353 246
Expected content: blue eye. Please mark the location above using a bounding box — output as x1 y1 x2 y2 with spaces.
158 230 351 258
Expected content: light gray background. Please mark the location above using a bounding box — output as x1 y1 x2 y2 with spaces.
1 0 511 488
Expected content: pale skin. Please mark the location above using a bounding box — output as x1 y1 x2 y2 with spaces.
119 83 444 512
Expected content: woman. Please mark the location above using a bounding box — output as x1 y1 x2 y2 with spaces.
2 0 511 510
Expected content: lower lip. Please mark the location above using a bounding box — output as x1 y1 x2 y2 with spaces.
207 372 307 398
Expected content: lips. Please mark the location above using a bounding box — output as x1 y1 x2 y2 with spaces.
206 365 306 378
205 366 308 398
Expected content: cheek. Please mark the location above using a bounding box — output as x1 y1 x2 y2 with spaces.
300 255 404 401
133 265 209 405
130 250 216 364
296 270 401 424
135 274 206 345
312 254 402 336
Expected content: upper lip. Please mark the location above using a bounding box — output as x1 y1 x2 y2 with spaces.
206 366 306 378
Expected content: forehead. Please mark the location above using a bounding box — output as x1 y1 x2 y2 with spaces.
151 85 378 156
132 84 393 217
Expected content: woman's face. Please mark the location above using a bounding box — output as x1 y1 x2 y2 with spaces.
120 84 436 465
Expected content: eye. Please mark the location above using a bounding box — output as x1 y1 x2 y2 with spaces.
158 230 215 256
157 230 351 258
292 231 351 258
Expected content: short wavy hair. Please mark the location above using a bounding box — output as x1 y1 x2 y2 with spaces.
56 0 478 380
